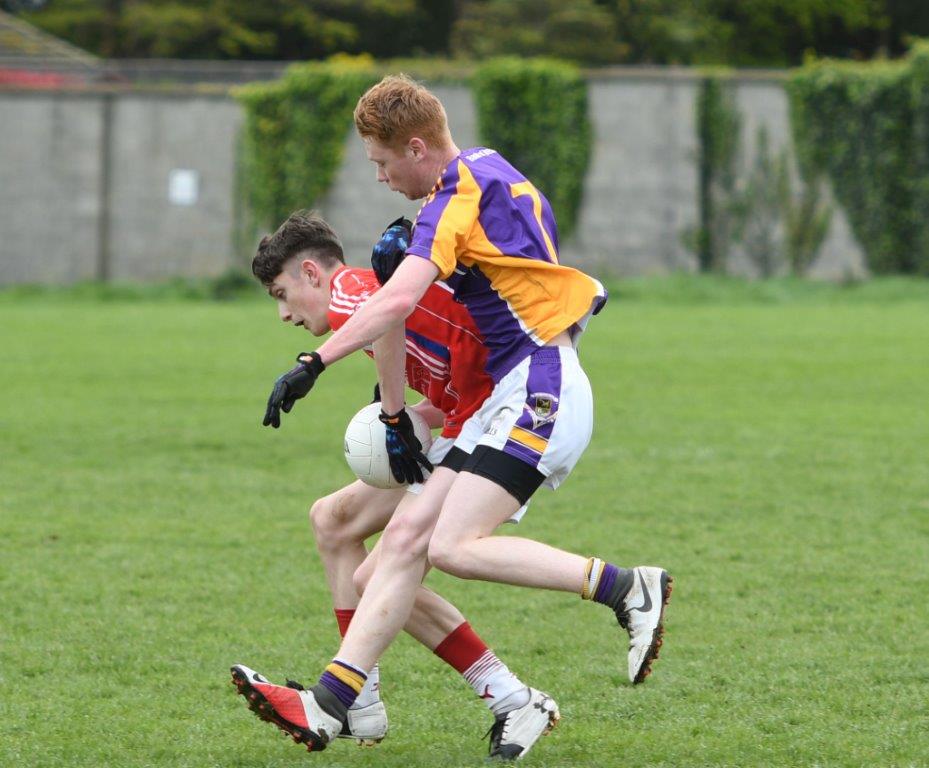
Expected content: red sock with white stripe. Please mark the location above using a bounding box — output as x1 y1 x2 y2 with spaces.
334 608 381 708
433 622 529 715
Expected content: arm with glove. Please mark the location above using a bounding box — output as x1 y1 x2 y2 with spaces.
261 215 438 488
372 321 433 484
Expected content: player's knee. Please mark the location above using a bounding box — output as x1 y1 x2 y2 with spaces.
309 494 351 547
309 497 331 535
427 535 471 579
379 515 429 564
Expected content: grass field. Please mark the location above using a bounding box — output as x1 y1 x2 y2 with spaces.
2 277 928 767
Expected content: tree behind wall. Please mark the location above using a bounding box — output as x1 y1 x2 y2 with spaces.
17 0 453 59
19 0 927 64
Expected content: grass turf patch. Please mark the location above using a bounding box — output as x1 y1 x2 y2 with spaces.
1 281 927 767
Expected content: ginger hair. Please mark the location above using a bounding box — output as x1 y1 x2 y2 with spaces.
353 74 451 149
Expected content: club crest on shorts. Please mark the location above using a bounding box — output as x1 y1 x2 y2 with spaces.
524 392 559 429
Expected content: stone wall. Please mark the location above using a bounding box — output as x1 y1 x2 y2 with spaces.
0 89 241 284
0 72 865 284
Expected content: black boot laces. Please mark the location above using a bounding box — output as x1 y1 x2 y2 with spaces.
484 713 508 756
615 605 630 630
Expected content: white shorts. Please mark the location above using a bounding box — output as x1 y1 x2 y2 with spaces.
454 345 593 516
427 435 455 465
405 435 455 496
410 347 593 521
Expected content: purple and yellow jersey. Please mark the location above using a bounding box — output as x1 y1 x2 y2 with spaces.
406 147 607 381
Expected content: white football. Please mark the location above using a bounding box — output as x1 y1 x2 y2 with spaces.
343 402 433 489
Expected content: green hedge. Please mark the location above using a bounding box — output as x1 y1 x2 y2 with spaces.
233 59 379 232
472 57 591 239
788 42 929 274
694 73 740 272
689 72 832 277
234 79 288 232
235 57 591 244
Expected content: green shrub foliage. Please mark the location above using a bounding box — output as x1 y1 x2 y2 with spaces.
472 58 591 239
235 79 289 232
233 59 379 233
690 72 831 276
695 74 741 272
788 42 929 274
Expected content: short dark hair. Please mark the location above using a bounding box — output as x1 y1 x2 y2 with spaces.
252 210 344 285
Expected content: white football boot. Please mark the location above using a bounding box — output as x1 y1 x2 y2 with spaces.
230 664 344 752
486 688 560 760
616 566 673 684
342 700 388 745
281 675 388 746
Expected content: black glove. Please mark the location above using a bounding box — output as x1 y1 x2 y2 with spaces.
263 352 326 428
371 216 413 285
379 408 433 484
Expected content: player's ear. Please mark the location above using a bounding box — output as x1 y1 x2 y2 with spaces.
300 258 321 287
408 137 427 161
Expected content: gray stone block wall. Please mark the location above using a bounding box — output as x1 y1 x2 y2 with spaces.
106 94 242 280
0 73 866 285
562 76 700 276
728 80 866 279
0 92 103 283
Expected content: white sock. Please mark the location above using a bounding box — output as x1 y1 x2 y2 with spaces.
582 557 604 599
492 686 531 716
463 651 529 715
351 662 380 708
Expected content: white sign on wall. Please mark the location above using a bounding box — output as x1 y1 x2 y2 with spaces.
168 169 199 206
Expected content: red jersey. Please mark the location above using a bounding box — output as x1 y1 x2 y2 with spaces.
327 267 492 439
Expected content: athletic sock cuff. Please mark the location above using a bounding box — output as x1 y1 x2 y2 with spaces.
327 659 367 691
581 557 599 599
318 659 367 711
334 608 355 638
434 621 488 675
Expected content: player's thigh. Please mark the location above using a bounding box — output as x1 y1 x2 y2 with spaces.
379 466 458 555
431 471 523 545
314 480 405 541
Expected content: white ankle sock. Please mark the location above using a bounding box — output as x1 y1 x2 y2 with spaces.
351 663 380 708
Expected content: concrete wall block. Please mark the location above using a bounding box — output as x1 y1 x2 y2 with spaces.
562 79 700 276
0 75 869 284
0 94 102 283
107 96 243 280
